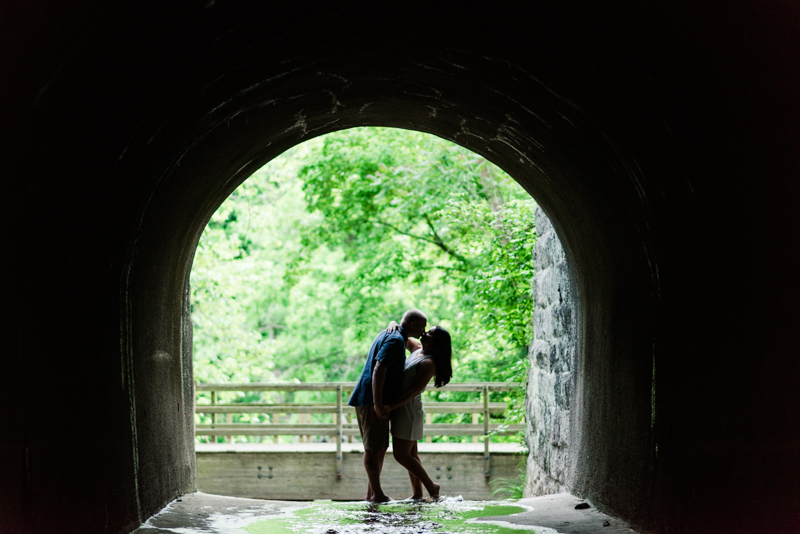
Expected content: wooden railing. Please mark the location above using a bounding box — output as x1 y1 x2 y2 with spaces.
195 382 525 478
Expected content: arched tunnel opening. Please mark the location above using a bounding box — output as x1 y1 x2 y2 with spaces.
187 126 547 501
2 3 799 534
116 57 665 529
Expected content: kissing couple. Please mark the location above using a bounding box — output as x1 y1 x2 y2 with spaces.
347 309 453 503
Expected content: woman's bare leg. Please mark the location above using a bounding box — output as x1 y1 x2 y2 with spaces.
392 437 440 499
406 442 423 499
407 468 424 499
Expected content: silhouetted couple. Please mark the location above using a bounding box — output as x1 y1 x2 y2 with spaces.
348 309 453 502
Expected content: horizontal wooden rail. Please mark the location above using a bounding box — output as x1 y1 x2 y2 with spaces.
196 382 520 392
195 381 525 478
197 383 346 392
197 424 343 436
195 402 508 415
196 423 526 436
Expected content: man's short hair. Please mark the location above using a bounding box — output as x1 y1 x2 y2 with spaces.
401 308 428 324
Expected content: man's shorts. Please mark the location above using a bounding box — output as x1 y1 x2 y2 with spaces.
354 405 390 451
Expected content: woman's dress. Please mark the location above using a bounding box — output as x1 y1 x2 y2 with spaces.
390 349 431 441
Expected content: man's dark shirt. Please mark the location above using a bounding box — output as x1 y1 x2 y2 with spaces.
348 326 408 407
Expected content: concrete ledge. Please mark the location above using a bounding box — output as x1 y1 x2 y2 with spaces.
196 447 525 500
196 442 526 454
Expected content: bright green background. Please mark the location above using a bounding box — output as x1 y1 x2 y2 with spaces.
191 127 538 445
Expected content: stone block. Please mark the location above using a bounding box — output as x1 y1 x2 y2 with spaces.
548 409 562 446
550 340 565 370
533 271 554 308
551 342 570 374
543 270 565 308
524 458 568 497
536 371 556 402
530 340 552 371
533 232 559 270
554 372 572 410
559 344 575 373
534 308 556 341
553 301 573 338
555 260 573 299
534 206 553 237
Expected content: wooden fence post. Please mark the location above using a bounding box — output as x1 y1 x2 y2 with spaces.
225 410 231 444
336 385 343 478
483 385 490 478
345 390 352 443
426 412 433 443
210 391 216 443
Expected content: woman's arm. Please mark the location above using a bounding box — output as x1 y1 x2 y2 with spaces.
385 320 422 352
406 337 421 352
386 359 436 412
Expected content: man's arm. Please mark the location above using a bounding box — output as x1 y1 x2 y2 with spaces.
386 359 435 412
372 360 389 418
372 336 403 419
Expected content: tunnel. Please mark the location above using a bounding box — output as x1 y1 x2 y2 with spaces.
1 2 799 533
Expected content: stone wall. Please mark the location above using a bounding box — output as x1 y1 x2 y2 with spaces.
524 207 576 496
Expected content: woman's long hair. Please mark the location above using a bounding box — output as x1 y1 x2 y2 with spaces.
428 326 453 388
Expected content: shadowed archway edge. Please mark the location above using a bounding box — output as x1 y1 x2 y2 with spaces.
3 2 799 533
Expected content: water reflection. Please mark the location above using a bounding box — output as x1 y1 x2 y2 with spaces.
244 497 531 534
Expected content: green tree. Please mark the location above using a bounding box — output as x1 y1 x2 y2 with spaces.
293 128 536 384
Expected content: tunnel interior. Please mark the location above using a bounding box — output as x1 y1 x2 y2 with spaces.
2 3 799 534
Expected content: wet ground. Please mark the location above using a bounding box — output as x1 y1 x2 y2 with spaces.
134 492 638 534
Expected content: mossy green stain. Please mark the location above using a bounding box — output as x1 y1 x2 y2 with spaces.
244 501 531 534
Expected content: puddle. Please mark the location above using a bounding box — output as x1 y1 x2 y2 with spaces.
244 497 556 534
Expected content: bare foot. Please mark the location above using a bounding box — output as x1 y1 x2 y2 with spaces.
429 482 440 501
367 493 392 503
408 494 424 501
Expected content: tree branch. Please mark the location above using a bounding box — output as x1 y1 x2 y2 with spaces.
371 219 442 247
423 214 472 265
410 264 468 273
369 217 472 267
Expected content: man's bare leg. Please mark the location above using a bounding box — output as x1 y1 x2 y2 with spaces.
365 449 388 501
364 449 391 502
392 438 440 500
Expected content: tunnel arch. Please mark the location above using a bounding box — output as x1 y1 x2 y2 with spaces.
116 50 675 528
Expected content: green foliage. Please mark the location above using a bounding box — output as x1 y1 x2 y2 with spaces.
191 127 537 441
294 128 536 348
490 455 529 499
490 473 527 500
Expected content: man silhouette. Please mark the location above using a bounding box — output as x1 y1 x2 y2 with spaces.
348 309 427 502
